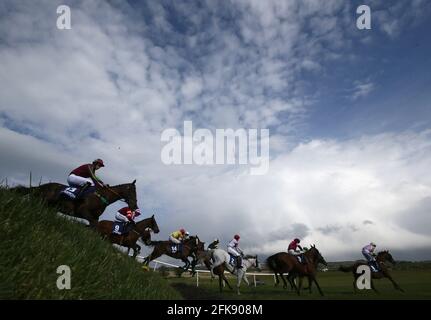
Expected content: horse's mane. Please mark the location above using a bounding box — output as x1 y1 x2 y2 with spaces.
108 182 136 188
244 254 257 259
378 250 389 255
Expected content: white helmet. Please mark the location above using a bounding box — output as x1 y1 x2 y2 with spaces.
185 231 190 236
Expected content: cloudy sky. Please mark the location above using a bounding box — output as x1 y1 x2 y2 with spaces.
1 0 431 261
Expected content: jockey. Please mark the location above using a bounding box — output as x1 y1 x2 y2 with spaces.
67 159 105 197
169 228 189 244
208 238 220 250
362 242 378 272
227 234 243 269
288 238 306 263
115 206 141 225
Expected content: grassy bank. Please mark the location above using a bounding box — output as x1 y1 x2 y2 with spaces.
0 189 181 299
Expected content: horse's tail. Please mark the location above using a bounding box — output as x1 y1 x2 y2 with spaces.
338 265 354 273
149 240 163 246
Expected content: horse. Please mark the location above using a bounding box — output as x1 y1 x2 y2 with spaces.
209 249 259 295
10 180 138 228
143 236 205 273
267 245 326 296
196 250 233 292
339 250 404 293
97 214 160 258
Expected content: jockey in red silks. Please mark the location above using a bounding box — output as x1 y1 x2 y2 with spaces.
67 159 105 196
288 238 303 255
227 234 244 269
115 206 141 225
288 238 307 263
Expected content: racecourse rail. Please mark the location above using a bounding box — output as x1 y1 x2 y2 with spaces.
136 256 288 288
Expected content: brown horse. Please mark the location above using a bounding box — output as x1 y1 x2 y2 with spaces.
143 236 205 273
97 215 160 258
339 250 404 293
197 250 233 292
11 180 138 228
267 245 326 296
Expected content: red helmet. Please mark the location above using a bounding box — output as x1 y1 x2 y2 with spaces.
180 228 186 234
234 234 240 240
93 159 104 167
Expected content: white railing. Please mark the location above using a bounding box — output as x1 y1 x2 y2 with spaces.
136 256 289 288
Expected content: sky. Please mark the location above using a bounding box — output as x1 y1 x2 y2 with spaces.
1 0 431 262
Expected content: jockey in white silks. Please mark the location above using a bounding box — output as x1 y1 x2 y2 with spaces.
227 234 243 269
362 242 378 272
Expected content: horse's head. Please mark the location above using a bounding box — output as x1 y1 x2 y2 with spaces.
378 250 396 265
187 236 205 253
244 255 260 271
309 244 327 266
116 180 138 210
149 214 160 234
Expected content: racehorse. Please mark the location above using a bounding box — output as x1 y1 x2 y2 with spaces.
143 236 205 273
209 249 259 295
97 215 160 258
196 250 233 292
10 180 138 228
339 250 404 293
267 245 326 296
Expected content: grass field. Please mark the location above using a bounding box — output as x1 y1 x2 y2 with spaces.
0 188 181 299
166 268 431 300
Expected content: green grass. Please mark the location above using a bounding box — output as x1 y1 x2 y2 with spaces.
0 189 181 299
167 268 431 300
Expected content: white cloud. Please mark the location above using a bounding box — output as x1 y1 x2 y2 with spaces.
1 1 431 262
351 81 375 100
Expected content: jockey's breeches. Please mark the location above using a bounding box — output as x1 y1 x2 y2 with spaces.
227 247 241 257
169 236 181 244
115 212 129 223
67 174 94 187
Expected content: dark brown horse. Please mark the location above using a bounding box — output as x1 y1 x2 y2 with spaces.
97 215 160 258
267 245 326 296
143 236 205 273
339 250 404 293
11 180 138 228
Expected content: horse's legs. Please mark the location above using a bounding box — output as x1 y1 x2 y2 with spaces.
311 276 324 296
144 248 162 265
280 273 288 289
236 270 242 295
219 275 223 293
274 273 279 287
181 258 190 270
370 279 379 294
223 274 233 290
387 275 404 292
288 274 300 295
132 244 141 258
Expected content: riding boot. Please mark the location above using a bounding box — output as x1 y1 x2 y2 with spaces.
237 256 243 269
76 182 91 199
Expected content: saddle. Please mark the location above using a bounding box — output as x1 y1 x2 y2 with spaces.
228 254 236 266
170 243 182 254
368 261 380 272
112 221 133 235
60 185 95 200
291 253 307 264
